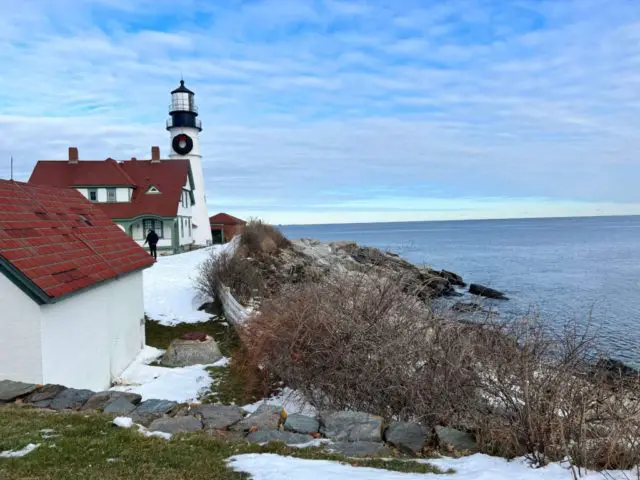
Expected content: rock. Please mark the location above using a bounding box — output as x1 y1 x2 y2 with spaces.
49 388 94 411
329 442 392 458
208 429 248 442
435 426 478 453
246 429 314 445
131 399 178 425
469 284 508 300
231 404 283 432
103 397 137 416
0 380 38 403
81 391 142 411
23 384 67 408
284 413 319 434
160 336 222 367
320 411 383 442
440 270 466 287
147 416 203 434
452 302 490 314
422 275 454 297
195 404 244 430
592 358 640 383
385 422 429 455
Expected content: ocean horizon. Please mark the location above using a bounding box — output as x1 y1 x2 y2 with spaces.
280 215 640 367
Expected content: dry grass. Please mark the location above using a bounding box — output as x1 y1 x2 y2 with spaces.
239 218 291 258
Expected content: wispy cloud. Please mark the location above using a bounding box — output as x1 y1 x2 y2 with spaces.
0 0 639 223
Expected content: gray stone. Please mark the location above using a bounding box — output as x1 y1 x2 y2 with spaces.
231 404 283 432
195 404 244 430
103 397 137 416
385 422 429 455
435 426 478 453
160 336 222 367
320 411 383 442
49 388 94 411
23 384 66 408
82 391 142 411
0 380 38 403
246 429 314 445
147 416 203 434
284 413 319 434
330 442 392 458
131 399 178 425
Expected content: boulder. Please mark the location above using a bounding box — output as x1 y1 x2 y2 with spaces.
385 422 429 455
0 380 38 403
469 284 508 300
284 413 319 434
23 384 67 408
160 335 223 367
103 397 137 416
195 404 244 430
231 404 283 432
246 429 314 445
420 275 454 297
82 391 142 411
329 442 392 458
131 399 178 425
440 270 466 287
320 411 383 442
592 358 640 383
147 416 203 434
435 426 478 453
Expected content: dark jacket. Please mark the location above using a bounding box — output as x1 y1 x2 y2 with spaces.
145 230 159 245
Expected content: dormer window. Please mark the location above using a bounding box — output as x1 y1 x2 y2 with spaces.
89 188 97 202
107 188 116 203
146 185 161 194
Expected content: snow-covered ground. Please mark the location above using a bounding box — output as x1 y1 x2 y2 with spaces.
228 453 634 480
143 244 231 325
111 346 228 403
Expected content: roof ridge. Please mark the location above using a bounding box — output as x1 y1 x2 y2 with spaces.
107 159 136 186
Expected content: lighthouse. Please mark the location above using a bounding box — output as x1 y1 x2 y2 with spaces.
166 80 212 246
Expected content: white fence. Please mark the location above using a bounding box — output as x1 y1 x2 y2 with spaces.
217 284 252 327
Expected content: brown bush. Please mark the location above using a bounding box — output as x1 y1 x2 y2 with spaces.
240 218 291 258
195 250 266 305
237 273 481 425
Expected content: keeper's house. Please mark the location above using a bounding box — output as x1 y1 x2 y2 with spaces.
0 180 154 391
29 146 196 255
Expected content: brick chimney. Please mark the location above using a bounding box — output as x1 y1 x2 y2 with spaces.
68 147 79 164
151 146 160 163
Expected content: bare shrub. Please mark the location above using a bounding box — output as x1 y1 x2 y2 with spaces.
195 250 266 305
240 218 291 258
237 272 481 425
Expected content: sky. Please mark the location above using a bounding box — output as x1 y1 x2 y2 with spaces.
1 0 640 225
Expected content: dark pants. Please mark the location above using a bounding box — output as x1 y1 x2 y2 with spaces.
149 243 157 259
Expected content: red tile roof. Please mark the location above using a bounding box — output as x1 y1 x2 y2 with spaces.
29 159 192 219
0 180 154 303
210 213 246 225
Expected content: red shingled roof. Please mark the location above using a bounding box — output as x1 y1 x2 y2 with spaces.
29 159 192 219
0 180 154 303
210 213 246 225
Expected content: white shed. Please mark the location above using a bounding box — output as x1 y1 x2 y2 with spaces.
0 180 155 391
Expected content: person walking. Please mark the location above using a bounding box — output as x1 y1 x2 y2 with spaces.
144 229 159 260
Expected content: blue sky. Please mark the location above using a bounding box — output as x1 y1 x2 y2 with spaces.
1 0 640 224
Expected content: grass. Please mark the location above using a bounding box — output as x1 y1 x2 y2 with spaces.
0 406 451 479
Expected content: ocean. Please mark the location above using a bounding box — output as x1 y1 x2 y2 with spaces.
280 216 640 367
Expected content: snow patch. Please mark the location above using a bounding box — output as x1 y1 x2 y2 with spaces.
0 443 40 458
228 453 634 480
143 244 231 326
243 387 317 416
112 417 134 429
110 345 215 403
112 416 172 440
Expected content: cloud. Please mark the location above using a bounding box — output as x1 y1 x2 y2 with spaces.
0 0 639 224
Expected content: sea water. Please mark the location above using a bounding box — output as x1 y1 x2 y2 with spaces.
281 216 640 366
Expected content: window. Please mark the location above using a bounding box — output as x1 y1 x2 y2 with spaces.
142 219 163 238
181 190 188 208
146 185 161 194
88 189 97 202
107 188 116 203
188 218 191 236
180 218 184 237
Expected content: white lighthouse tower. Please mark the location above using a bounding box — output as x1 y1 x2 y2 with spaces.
166 80 212 246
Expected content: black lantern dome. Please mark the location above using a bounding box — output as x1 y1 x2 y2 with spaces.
166 80 202 131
